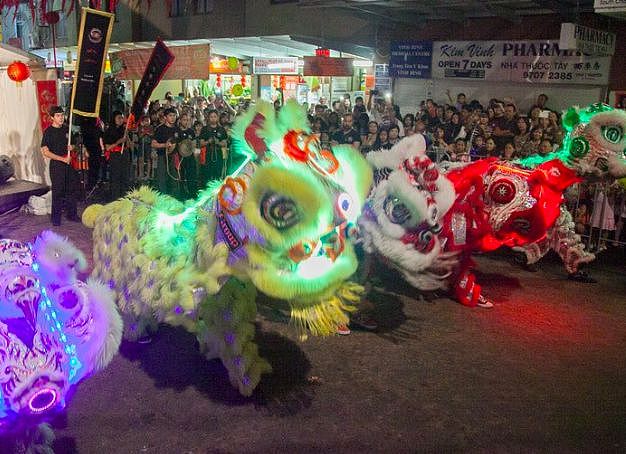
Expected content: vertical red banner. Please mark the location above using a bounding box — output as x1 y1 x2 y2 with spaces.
36 80 58 131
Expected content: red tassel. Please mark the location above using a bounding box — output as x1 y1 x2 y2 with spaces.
28 0 36 24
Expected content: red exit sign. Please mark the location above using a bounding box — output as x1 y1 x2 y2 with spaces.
315 48 330 57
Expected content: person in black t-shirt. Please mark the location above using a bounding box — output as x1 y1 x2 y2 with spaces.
330 113 361 149
151 108 180 195
198 109 228 187
80 116 104 191
176 112 197 199
103 111 130 201
40 106 79 226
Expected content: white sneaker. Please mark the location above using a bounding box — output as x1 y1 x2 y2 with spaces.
477 296 494 309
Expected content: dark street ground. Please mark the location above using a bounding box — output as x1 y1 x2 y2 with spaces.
2 210 625 453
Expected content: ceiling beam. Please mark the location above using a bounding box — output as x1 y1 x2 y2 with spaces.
531 0 585 21
474 0 521 23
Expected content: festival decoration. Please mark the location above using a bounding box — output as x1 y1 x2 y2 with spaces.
6 61 30 85
43 11 60 25
361 104 626 307
82 101 372 395
0 231 122 432
227 56 239 71
231 84 244 97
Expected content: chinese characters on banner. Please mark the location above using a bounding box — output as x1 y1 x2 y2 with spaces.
129 39 176 126
390 40 611 86
70 8 114 117
36 80 58 132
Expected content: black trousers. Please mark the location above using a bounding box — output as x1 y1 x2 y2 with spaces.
109 151 130 200
49 160 78 223
178 156 197 200
87 153 102 190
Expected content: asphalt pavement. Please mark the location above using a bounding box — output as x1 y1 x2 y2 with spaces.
2 210 625 453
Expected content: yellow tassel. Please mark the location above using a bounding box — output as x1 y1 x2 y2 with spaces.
288 281 363 339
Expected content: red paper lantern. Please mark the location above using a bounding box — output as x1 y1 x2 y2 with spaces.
43 11 60 25
279 75 286 91
240 74 246 88
7 61 31 84
216 74 221 88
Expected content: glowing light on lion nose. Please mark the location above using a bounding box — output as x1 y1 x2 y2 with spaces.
28 388 59 413
297 255 335 279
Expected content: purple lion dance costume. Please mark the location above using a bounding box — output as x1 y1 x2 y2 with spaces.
0 231 122 448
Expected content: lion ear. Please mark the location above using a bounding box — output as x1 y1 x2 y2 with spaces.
562 107 580 131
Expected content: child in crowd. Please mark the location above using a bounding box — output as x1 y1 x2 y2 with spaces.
502 142 516 161
470 135 487 161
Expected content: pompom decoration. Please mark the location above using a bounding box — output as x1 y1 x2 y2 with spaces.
231 84 243 97
227 56 239 71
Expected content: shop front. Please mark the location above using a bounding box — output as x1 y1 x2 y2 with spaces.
388 39 613 115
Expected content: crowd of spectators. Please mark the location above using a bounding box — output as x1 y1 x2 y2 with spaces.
305 90 565 164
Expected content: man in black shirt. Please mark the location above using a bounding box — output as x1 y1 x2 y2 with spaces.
177 112 197 199
331 113 361 149
80 116 104 191
103 111 130 200
151 107 180 195
40 106 79 226
491 103 517 149
198 109 228 187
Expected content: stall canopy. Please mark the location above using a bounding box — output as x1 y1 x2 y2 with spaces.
0 44 50 185
30 35 373 67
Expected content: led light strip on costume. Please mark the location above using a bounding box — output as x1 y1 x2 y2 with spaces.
30 259 82 385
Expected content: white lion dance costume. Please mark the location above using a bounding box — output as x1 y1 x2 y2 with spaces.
360 104 626 306
0 231 121 447
82 101 373 395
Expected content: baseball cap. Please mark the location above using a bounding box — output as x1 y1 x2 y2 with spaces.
49 106 64 115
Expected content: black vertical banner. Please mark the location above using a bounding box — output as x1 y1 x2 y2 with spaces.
70 8 114 117
129 39 176 127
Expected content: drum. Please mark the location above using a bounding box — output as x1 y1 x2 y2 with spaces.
178 138 194 158
71 151 89 170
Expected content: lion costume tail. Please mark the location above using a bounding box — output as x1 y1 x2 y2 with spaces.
82 204 104 228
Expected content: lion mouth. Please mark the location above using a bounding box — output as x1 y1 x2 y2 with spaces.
286 222 355 278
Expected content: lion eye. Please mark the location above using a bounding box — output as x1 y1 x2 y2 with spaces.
384 196 411 224
602 125 623 144
261 193 300 230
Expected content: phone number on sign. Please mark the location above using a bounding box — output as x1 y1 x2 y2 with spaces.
522 71 573 80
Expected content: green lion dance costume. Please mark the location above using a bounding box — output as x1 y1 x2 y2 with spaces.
82 101 372 395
